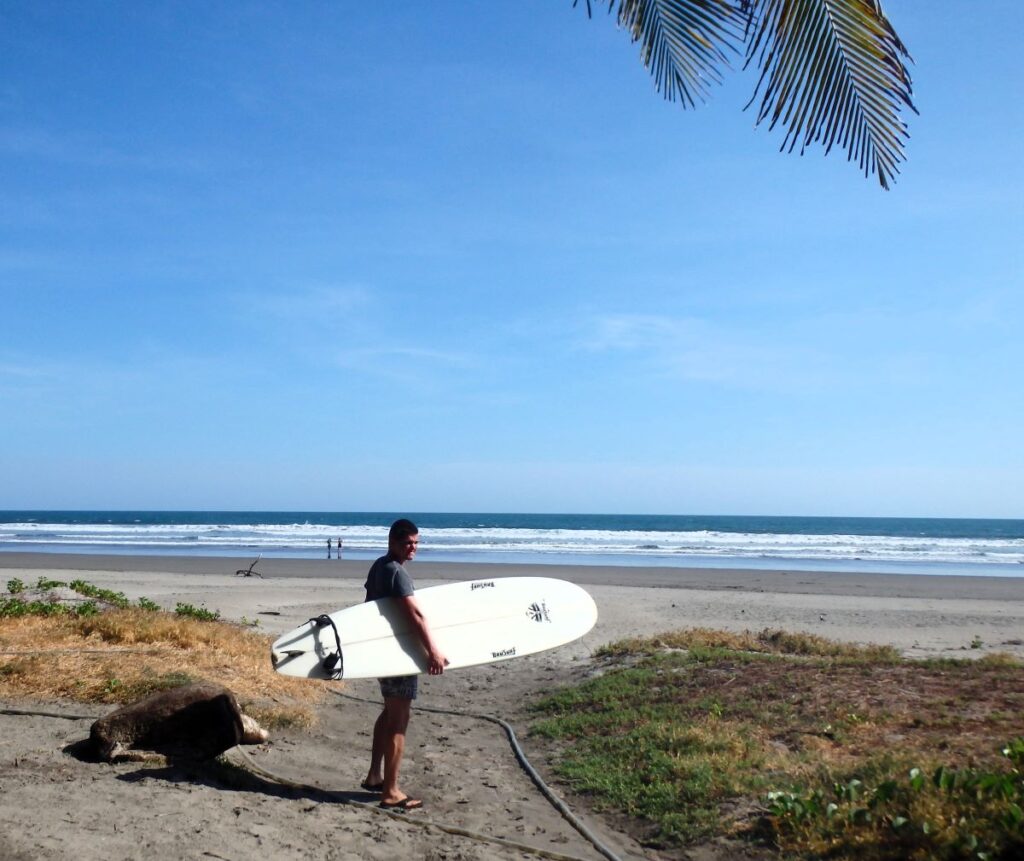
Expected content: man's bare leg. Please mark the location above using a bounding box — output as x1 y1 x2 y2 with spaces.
363 709 388 789
379 696 415 806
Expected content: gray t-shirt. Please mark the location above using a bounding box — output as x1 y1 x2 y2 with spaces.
364 555 414 603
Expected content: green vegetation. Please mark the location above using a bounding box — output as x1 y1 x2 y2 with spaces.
174 602 221 622
1 579 224 628
69 579 131 609
0 596 97 618
531 629 1024 858
767 742 1024 860
1 578 134 618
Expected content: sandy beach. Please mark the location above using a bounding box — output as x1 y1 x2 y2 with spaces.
2 552 1023 860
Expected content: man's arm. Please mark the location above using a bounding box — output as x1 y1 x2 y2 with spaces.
396 595 449 674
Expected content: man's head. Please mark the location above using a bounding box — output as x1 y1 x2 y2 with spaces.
388 518 419 564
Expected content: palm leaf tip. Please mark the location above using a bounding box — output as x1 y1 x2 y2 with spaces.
744 0 916 189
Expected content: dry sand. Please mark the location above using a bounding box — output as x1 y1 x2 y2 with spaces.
2 552 1023 860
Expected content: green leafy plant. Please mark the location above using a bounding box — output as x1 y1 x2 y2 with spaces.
6 578 25 595
766 741 1024 858
69 580 130 609
0 597 72 618
174 602 220 622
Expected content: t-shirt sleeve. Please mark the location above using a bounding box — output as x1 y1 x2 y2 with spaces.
390 564 415 598
365 557 415 601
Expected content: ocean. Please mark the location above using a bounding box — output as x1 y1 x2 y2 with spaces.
1 511 1023 577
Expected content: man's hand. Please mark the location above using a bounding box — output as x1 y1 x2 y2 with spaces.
427 651 450 675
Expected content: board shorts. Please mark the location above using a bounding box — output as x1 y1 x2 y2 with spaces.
379 674 418 700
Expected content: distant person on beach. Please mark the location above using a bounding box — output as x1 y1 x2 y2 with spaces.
337 537 342 559
326 538 332 559
361 518 447 810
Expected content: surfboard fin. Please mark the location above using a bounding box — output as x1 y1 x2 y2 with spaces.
270 650 305 670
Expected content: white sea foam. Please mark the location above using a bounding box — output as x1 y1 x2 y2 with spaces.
2 521 1023 567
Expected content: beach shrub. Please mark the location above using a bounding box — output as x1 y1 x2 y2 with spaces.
0 578 133 617
0 597 72 618
137 596 161 612
69 579 130 609
175 602 221 622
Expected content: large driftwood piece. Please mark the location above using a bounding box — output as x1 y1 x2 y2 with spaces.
89 681 268 762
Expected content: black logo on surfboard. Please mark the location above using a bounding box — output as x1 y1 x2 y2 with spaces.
527 601 550 623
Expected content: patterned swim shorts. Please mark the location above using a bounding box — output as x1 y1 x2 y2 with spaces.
378 674 418 700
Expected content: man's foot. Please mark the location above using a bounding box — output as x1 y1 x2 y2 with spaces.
379 796 423 811
360 781 384 793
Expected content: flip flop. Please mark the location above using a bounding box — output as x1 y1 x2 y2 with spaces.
379 797 423 811
360 781 384 793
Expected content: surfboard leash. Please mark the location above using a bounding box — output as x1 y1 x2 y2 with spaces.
307 614 344 679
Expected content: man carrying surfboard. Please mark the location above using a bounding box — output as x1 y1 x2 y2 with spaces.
361 518 448 810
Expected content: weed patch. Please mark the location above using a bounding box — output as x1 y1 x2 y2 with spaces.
175 602 221 622
532 628 1024 856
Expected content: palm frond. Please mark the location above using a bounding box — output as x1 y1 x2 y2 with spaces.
588 0 747 108
579 0 916 187
743 0 915 188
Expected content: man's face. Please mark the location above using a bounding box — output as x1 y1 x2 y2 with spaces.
391 532 419 564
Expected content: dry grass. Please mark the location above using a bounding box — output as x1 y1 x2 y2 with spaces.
596 626 904 663
0 609 325 725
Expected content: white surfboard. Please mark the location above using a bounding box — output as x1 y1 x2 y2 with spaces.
270 577 597 680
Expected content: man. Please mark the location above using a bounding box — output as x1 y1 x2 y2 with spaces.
361 519 447 810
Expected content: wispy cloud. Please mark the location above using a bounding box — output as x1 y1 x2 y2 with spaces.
0 125 213 173
580 313 831 391
244 283 373 321
0 361 52 379
237 283 481 387
334 345 472 369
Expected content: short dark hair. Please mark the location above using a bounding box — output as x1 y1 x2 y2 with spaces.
388 518 418 544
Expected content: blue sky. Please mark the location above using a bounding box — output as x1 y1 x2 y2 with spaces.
1 1 1022 517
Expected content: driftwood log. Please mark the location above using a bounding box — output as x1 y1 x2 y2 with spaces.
89 681 268 762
